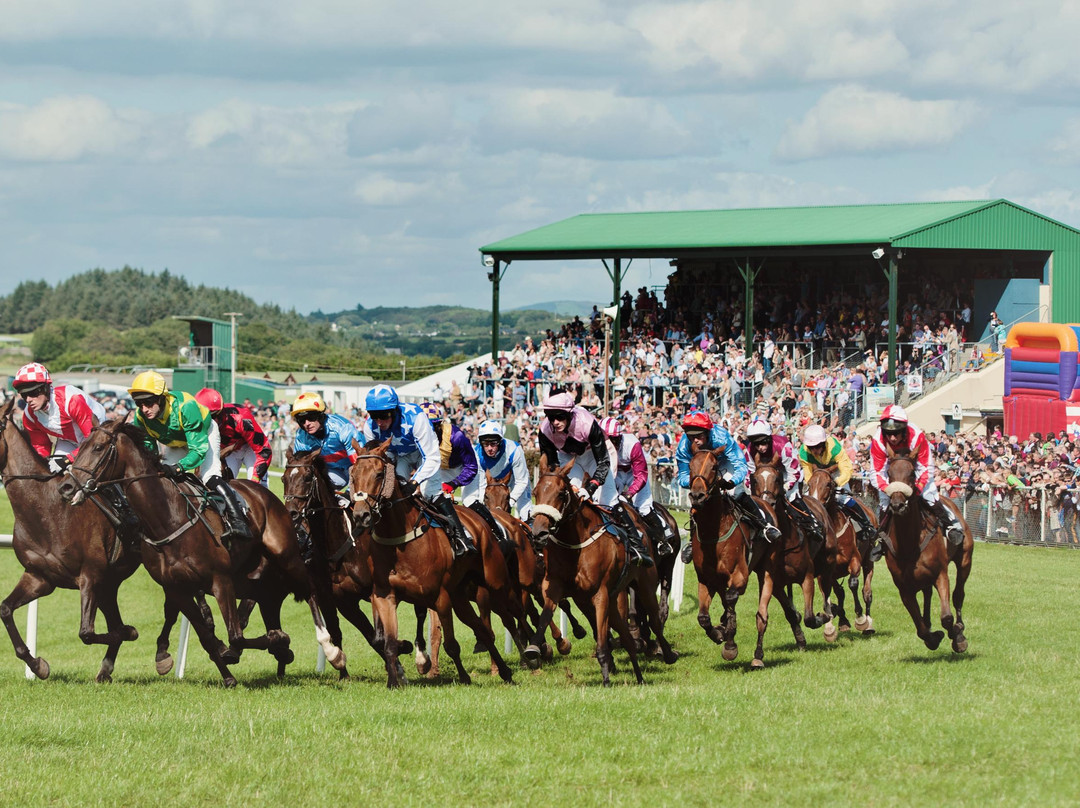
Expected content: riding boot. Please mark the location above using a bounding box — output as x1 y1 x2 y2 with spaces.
928 498 966 546
614 504 654 568
468 501 503 541
295 523 315 565
436 496 477 558
789 493 825 545
642 508 672 557
207 475 255 544
101 484 143 546
736 491 782 543
843 500 880 559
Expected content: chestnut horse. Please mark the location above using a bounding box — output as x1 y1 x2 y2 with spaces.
881 452 973 653
686 448 775 662
59 419 344 686
805 466 878 634
0 399 141 682
528 456 677 686
749 464 830 667
349 438 527 687
283 447 418 678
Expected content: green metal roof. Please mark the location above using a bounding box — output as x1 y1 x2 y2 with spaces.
479 199 1070 257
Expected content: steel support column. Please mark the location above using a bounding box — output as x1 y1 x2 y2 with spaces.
490 259 509 363
886 252 899 389
737 259 763 361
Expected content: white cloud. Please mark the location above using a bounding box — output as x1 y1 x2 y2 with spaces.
354 174 427 206
775 85 978 161
0 95 142 161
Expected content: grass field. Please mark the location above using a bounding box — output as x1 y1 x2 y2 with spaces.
0 489 1078 806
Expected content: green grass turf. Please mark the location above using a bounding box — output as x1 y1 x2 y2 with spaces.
0 484 1077 806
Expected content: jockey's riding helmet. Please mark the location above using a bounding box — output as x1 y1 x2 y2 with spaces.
13 362 51 397
542 391 575 419
365 384 400 417
803 424 828 448
420 401 442 425
292 392 327 422
746 418 772 444
682 411 713 434
195 388 224 413
599 417 622 439
477 419 504 443
880 404 909 434
128 371 168 401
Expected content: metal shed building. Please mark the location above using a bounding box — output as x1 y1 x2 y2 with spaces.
479 199 1080 384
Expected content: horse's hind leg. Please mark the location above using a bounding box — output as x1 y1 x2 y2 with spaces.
719 584 743 661
950 553 972 653
634 577 678 665
697 584 724 645
774 584 807 650
753 571 771 669
304 594 347 673
934 568 962 654
0 572 55 680
608 592 646 685
172 594 237 687
561 599 588 639
254 592 294 677
93 586 136 683
451 590 513 684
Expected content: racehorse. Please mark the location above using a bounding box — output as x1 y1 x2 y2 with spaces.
685 447 773 662
805 466 877 634
881 451 973 652
349 438 527 688
748 464 826 667
59 418 344 686
282 447 416 678
0 399 141 682
528 456 677 686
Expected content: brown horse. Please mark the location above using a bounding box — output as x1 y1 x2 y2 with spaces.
0 399 141 682
283 447 420 678
59 418 344 686
805 467 878 634
528 456 677 686
349 438 526 687
483 472 580 656
748 464 826 667
686 448 775 662
881 451 973 652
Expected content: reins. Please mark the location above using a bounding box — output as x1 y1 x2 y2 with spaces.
283 458 355 564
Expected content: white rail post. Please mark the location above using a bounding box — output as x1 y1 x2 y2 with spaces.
175 616 191 679
24 600 38 681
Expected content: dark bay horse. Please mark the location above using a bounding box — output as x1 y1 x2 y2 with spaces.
59 418 344 685
528 456 677 686
686 448 773 663
882 452 973 653
0 399 141 682
349 438 526 688
805 467 877 634
749 464 825 667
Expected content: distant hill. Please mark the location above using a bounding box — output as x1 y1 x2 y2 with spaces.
512 300 598 318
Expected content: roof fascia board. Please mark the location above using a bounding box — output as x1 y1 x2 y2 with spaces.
484 244 881 262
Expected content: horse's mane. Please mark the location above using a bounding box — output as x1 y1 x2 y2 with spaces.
2 402 49 470
292 447 329 472
112 422 166 467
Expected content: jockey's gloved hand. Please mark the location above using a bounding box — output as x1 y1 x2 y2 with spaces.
441 482 455 496
583 478 599 496
47 456 69 474
161 463 183 478
720 472 735 490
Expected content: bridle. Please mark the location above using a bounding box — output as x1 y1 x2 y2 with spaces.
350 452 407 523
63 422 170 498
689 452 723 502
532 472 581 527
0 406 54 482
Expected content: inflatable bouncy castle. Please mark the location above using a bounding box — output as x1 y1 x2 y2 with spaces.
1003 323 1080 439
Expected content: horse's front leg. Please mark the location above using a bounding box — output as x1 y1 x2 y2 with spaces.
0 572 55 680
773 582 806 650
898 585 944 650
370 591 403 688
935 568 957 648
305 594 346 673
719 581 743 661
592 589 615 687
608 587 645 684
697 582 723 645
91 585 137 683
753 570 772 669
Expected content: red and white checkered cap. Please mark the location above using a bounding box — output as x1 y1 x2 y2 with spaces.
13 362 51 387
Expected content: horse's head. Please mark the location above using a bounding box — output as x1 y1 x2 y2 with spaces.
884 454 917 516
484 470 510 512
283 446 326 531
688 447 726 508
348 438 396 531
807 467 838 505
531 454 578 544
751 464 782 508
58 419 136 505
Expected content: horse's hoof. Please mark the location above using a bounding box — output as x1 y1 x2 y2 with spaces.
853 615 869 631
220 648 241 665
539 643 554 662
523 644 542 662
415 652 432 676
707 628 724 645
572 625 587 640
925 631 945 650
326 647 347 671
663 648 679 665
33 657 50 680
472 642 485 655
861 616 874 634
838 622 851 633
602 679 613 688
278 648 295 665
398 640 413 655
750 658 765 670
155 653 174 676
721 643 738 661
96 658 115 683
952 635 968 654
556 638 572 656
95 671 113 684
276 660 287 678
823 622 838 642
223 676 238 689
122 626 139 642
645 641 661 658
523 653 541 671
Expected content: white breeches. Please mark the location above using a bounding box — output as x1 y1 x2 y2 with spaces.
161 421 222 483
224 445 268 487
560 449 618 508
396 451 444 498
615 470 654 515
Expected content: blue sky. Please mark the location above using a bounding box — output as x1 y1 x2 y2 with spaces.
2 1 1079 315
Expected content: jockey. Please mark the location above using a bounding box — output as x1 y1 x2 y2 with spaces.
12 362 106 471
798 423 877 549
676 410 781 544
128 371 252 542
360 384 476 558
195 388 272 487
870 404 964 545
421 401 482 555
538 391 653 567
462 419 533 521
744 418 824 544
600 416 672 557
291 391 359 491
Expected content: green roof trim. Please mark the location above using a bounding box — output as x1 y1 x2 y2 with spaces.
479 199 1065 256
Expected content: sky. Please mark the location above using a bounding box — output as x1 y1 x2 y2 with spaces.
2 1 1080 315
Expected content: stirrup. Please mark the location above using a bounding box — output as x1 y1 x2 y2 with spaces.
680 542 693 564
763 524 781 543
945 524 965 545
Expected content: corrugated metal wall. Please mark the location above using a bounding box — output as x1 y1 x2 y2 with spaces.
893 201 1080 322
